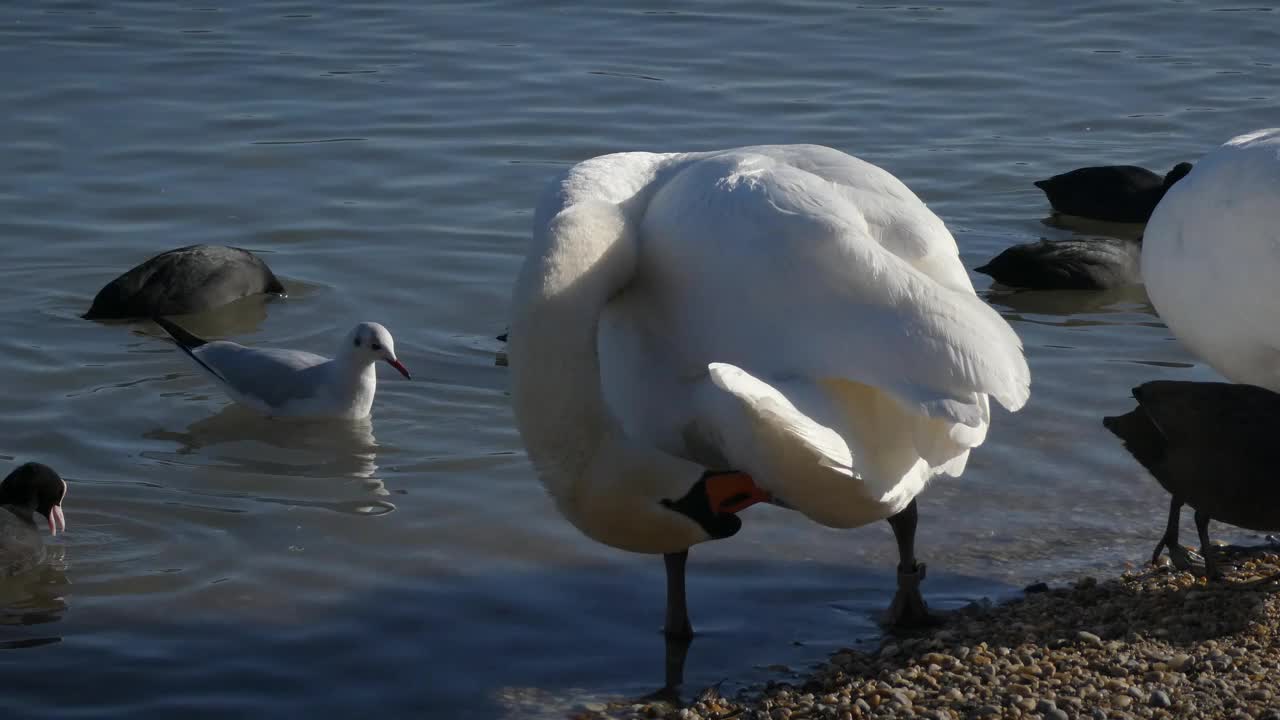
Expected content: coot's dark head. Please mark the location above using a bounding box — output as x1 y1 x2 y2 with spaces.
1162 162 1193 190
660 470 772 540
0 462 67 535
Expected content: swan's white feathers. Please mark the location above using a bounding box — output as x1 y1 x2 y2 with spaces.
705 362 856 479
636 149 1030 417
512 144 1030 545
1143 129 1280 390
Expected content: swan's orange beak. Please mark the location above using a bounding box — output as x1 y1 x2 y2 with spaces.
705 472 771 514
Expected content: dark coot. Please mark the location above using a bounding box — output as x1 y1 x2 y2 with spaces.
84 244 285 320
0 462 67 575
1104 381 1280 579
1034 162 1193 223
975 236 1140 290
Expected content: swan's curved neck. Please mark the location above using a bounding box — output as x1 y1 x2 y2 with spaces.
509 202 638 495
509 171 718 554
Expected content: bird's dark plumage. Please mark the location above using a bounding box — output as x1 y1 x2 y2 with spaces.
1 463 66 532
1035 162 1193 223
975 237 1139 290
1104 381 1280 578
84 244 285 320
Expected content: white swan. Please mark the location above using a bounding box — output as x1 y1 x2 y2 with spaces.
508 145 1030 636
1143 129 1280 389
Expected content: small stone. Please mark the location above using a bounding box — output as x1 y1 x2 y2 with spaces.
1150 690 1172 708
1113 695 1133 709
976 706 1000 717
855 699 871 714
890 690 912 707
1245 689 1273 701
1170 654 1192 671
583 702 607 712
1076 630 1103 645
944 688 963 702
1024 582 1050 593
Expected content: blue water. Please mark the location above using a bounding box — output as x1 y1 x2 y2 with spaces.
1 1 1277 717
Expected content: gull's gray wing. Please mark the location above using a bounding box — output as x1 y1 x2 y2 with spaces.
191 343 333 410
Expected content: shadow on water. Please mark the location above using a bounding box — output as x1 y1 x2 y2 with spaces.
0 554 1017 720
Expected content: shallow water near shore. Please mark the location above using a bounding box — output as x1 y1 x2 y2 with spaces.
2 1 1278 717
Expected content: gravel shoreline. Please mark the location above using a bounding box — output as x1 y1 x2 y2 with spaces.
581 547 1280 720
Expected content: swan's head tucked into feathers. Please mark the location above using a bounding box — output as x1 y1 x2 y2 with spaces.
660 470 772 539
0 462 67 535
344 322 410 379
541 436 766 554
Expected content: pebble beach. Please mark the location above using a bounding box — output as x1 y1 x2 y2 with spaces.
586 547 1280 720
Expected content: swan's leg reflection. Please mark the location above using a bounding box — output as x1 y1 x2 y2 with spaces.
627 551 696 705
632 627 692 705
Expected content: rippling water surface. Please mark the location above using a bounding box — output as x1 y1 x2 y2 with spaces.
2 1 1278 717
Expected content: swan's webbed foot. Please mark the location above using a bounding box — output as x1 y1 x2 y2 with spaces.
884 562 939 628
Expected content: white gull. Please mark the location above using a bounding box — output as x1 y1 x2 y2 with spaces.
154 317 410 419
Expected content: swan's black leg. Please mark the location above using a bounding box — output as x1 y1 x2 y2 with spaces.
1194 509 1222 580
884 499 935 627
663 551 694 640
1153 495 1199 571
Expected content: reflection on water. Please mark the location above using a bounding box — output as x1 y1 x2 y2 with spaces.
1039 213 1147 240
143 406 394 515
82 291 282 340
986 283 1154 319
0 558 70 650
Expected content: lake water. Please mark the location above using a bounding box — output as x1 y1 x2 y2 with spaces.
1 1 1277 717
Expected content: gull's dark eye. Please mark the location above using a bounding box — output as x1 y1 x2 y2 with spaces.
371 342 382 351
353 337 361 347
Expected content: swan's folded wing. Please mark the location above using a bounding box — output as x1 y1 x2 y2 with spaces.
703 362 854 478
640 150 1031 418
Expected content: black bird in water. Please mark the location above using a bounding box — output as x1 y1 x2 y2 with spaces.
84 244 286 320
1 462 68 575
975 236 1140 290
1034 162 1193 224
1104 381 1280 580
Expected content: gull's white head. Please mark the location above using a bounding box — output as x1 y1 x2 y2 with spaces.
347 322 410 379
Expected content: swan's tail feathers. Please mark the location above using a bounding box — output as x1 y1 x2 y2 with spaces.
705 362 854 478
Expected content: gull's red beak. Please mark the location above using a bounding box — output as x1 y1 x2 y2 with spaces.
48 505 65 536
386 358 411 380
